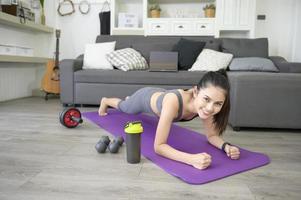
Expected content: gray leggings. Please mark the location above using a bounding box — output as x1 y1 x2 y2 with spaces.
117 87 165 115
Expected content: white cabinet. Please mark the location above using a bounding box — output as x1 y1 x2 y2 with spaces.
171 20 192 34
146 18 215 36
147 19 170 35
216 0 256 36
145 0 216 36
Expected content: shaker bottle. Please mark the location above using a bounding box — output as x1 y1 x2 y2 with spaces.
124 121 143 164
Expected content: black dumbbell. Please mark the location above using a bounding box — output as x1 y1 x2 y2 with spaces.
95 136 111 153
108 136 124 154
116 136 124 146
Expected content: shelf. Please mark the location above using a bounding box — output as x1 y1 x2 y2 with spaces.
113 27 144 31
0 55 51 64
0 12 54 33
111 27 145 35
150 0 215 3
147 17 215 20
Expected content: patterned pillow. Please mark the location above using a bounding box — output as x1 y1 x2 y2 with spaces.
106 48 148 71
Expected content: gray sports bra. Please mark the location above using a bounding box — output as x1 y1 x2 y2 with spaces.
156 89 183 121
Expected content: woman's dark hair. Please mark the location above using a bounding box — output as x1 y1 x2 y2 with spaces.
197 69 230 136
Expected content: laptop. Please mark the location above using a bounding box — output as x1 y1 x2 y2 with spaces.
149 51 178 72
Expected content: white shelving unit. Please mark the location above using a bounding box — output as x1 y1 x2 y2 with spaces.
215 0 256 37
146 18 215 36
111 0 217 36
0 11 55 102
0 11 54 64
145 0 216 36
0 11 54 33
111 0 256 38
0 55 50 64
111 0 145 35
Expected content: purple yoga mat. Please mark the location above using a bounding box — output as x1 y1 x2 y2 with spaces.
83 110 270 184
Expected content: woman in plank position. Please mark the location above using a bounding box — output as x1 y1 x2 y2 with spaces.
98 70 240 170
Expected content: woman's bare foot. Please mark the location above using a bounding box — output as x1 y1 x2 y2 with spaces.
98 97 108 116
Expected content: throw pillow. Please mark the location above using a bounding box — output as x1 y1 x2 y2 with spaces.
229 57 279 72
222 38 269 58
189 49 233 71
106 48 148 71
172 38 206 70
183 37 221 51
83 41 116 70
132 43 174 63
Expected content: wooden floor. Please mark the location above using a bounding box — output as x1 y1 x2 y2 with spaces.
0 97 300 200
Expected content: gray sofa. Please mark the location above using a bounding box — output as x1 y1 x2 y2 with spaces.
60 35 301 130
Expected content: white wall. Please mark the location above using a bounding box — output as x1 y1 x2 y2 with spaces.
55 0 109 59
255 0 300 61
291 0 301 62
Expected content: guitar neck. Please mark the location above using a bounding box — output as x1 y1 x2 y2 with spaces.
54 29 61 68
55 38 59 68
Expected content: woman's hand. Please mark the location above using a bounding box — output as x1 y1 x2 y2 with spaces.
189 153 212 170
225 145 240 159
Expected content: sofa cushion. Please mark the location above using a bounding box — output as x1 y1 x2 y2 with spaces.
172 38 206 70
269 56 301 73
182 36 221 51
96 35 143 49
74 69 206 86
229 57 279 72
189 49 233 71
132 43 174 63
83 42 116 70
222 38 269 58
96 35 181 50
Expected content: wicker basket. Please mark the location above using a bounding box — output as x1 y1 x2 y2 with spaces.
150 10 160 18
204 9 215 18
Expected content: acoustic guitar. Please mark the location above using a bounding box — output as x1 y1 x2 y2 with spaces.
41 29 61 100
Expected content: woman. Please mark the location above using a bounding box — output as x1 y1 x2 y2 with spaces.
98 70 240 170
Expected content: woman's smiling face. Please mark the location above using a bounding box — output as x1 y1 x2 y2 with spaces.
193 84 226 119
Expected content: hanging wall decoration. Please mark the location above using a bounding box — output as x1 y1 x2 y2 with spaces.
79 0 90 15
57 0 75 16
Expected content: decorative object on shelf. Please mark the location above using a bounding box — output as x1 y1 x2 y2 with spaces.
203 3 215 18
0 44 33 56
1 0 36 22
1 0 18 16
57 0 75 17
79 0 90 15
118 13 138 28
39 0 45 24
149 4 161 18
0 0 18 5
18 6 25 23
31 0 40 9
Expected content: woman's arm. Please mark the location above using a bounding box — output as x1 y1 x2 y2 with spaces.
154 94 211 169
204 119 240 159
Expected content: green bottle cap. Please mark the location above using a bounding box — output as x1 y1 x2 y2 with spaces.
124 121 143 134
